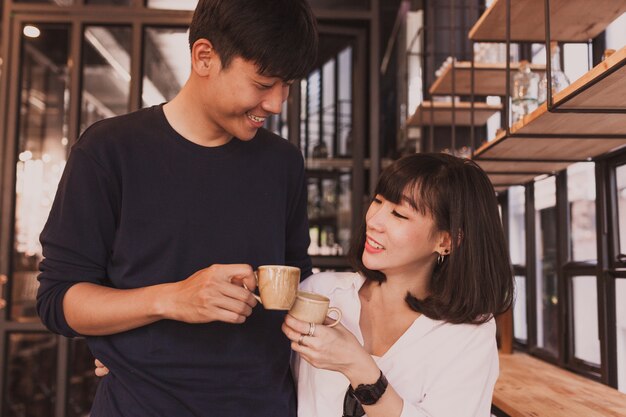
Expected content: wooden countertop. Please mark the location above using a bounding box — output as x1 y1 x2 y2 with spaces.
494 353 626 417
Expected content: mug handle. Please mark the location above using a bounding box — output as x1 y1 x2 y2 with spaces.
326 307 342 327
243 272 262 304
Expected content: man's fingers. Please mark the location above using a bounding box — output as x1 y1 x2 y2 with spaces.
220 280 258 308
211 264 254 284
213 295 254 318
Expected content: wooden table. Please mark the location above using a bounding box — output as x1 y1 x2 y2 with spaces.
493 353 626 417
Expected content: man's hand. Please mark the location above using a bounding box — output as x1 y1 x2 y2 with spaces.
162 264 258 324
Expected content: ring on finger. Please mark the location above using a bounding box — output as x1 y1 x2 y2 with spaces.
298 334 306 346
307 322 316 337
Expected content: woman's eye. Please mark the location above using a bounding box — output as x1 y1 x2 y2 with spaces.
373 197 382 204
257 83 272 90
392 210 409 220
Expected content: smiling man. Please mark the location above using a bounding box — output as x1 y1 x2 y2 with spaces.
36 0 318 416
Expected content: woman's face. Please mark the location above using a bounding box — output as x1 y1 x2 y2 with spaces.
362 194 445 277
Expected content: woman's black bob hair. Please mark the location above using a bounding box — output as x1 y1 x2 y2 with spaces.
349 153 514 325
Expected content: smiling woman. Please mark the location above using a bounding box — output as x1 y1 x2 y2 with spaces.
283 153 514 417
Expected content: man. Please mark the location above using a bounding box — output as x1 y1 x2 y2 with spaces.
36 0 318 415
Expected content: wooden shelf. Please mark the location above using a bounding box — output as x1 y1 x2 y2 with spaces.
469 0 626 42
473 46 626 186
429 61 545 96
407 101 502 127
555 46 626 110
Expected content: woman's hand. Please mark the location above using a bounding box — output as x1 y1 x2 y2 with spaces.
94 358 109 377
282 314 377 381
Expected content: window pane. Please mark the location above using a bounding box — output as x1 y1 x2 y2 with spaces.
513 275 527 342
322 58 336 157
14 0 74 4
5 333 58 417
143 27 190 107
571 276 600 364
67 339 101 417
309 0 371 9
616 164 626 257
568 162 596 262
535 176 558 356
147 0 197 10
13 24 70 321
508 185 526 265
337 46 352 157
606 12 626 51
85 0 131 4
81 26 131 132
617 279 626 394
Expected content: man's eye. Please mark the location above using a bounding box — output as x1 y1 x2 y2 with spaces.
373 197 382 204
392 210 409 220
257 83 272 90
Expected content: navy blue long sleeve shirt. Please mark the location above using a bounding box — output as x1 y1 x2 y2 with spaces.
37 105 312 417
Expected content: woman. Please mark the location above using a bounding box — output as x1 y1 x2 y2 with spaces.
282 153 514 417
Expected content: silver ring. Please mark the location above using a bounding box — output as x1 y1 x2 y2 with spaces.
298 334 306 346
307 322 316 337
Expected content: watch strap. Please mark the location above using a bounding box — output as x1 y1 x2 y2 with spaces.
350 370 388 406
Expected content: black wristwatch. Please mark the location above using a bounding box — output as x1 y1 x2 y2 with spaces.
349 371 388 406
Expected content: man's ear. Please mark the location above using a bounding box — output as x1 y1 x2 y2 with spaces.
191 38 216 76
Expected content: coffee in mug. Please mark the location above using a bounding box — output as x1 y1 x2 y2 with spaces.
289 291 342 327
248 265 300 310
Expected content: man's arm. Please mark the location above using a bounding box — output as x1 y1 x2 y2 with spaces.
62 264 258 336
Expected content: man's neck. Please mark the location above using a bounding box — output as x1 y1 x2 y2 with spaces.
163 81 232 148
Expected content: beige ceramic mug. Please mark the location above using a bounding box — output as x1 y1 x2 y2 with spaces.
247 265 300 310
288 291 342 327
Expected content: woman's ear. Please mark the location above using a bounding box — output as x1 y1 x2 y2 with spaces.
191 38 216 76
435 231 452 256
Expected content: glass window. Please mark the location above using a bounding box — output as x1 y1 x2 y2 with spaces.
320 58 335 157
309 0 370 9
81 26 132 133
563 43 590 85
617 279 626 394
142 27 190 107
13 24 70 321
147 0 197 10
616 164 626 258
571 276 600 364
508 186 526 266
534 176 558 356
85 0 131 4
605 12 626 51
14 0 74 4
513 275 527 342
337 46 352 157
568 162 596 262
306 69 321 158
67 339 100 417
5 333 58 417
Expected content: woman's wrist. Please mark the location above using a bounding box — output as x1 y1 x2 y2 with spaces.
343 353 381 387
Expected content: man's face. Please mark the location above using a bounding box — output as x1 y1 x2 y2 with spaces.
205 56 291 141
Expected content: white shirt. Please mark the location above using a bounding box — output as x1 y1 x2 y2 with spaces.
293 272 499 417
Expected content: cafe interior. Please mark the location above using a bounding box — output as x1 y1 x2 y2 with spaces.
0 0 625 415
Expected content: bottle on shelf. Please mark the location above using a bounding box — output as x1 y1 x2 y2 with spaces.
511 60 540 123
312 140 329 159
537 42 570 105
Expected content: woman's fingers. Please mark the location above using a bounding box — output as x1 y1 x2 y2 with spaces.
94 358 109 377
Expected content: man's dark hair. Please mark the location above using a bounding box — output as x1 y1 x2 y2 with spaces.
189 0 318 81
349 153 514 325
